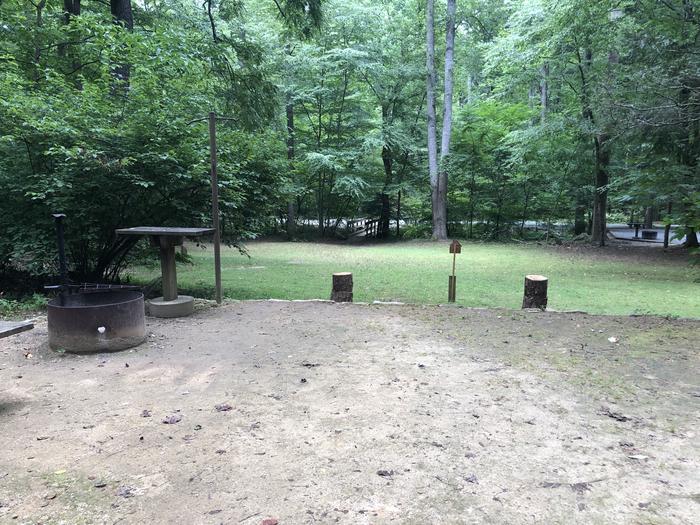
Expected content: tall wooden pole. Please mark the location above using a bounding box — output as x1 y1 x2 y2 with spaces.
209 112 222 304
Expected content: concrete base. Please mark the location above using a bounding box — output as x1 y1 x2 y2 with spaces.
148 296 195 318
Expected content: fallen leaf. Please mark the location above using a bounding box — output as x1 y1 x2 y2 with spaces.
377 469 394 477
214 403 232 412
163 414 182 425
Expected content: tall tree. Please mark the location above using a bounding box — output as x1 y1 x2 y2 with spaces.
426 0 440 239
437 0 456 240
426 0 456 240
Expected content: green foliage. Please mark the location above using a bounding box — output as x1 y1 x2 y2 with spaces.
1 0 698 297
0 0 288 284
0 293 47 319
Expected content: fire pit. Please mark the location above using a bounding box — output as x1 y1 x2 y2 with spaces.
48 290 146 353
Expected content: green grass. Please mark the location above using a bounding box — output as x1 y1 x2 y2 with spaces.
127 240 700 318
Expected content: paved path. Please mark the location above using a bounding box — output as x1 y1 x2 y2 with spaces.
608 227 694 245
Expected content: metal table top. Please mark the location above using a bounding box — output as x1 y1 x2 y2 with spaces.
115 227 214 237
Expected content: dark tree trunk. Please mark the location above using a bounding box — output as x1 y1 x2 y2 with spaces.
330 272 353 302
378 138 393 238
396 190 401 237
286 96 296 238
110 0 133 85
522 275 548 310
687 228 699 248
110 0 133 29
540 63 549 124
591 133 609 246
60 0 81 53
33 0 47 80
378 103 393 239
574 205 586 235
60 0 82 87
663 202 672 249
426 0 442 239
643 206 655 229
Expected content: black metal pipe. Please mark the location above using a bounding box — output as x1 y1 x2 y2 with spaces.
52 213 67 295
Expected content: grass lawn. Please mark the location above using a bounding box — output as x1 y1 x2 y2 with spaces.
127 240 700 318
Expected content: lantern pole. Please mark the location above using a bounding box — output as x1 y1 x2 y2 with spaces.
448 240 461 303
208 112 222 304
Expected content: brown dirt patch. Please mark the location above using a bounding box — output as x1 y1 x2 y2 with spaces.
0 301 698 524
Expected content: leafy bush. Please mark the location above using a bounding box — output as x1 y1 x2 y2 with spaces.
0 294 48 319
0 3 287 289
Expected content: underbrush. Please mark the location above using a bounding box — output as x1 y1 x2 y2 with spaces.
0 293 48 319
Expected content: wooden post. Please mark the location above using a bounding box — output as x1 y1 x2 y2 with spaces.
209 112 222 304
522 275 548 310
159 237 179 301
448 240 461 303
331 272 353 302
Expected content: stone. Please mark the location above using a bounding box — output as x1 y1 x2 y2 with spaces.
148 295 195 318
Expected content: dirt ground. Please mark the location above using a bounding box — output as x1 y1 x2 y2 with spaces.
1 301 698 525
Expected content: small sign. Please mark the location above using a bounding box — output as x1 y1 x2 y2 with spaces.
449 240 462 254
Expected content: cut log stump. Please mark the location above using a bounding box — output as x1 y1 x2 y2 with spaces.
522 275 548 310
331 272 353 302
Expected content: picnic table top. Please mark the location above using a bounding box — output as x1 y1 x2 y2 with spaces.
0 320 34 339
115 227 214 237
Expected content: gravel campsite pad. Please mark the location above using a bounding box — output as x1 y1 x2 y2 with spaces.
1 301 698 524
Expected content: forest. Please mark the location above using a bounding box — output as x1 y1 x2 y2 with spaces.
1 0 699 287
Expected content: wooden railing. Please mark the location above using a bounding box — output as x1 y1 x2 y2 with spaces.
346 218 387 239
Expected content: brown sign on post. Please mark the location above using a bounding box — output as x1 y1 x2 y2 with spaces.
448 240 462 302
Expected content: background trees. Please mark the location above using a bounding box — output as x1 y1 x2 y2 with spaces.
1 0 698 292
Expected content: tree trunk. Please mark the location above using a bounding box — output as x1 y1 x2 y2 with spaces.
110 0 133 29
467 73 474 104
522 275 548 310
426 0 440 239
396 190 401 237
574 205 586 235
286 95 296 239
379 104 393 239
663 202 672 249
540 63 549 124
591 133 609 246
330 272 353 302
33 0 47 81
686 228 699 248
433 0 456 241
110 0 133 85
59 0 81 55
643 206 655 229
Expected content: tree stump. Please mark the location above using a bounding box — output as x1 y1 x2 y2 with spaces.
331 272 353 302
522 275 548 310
